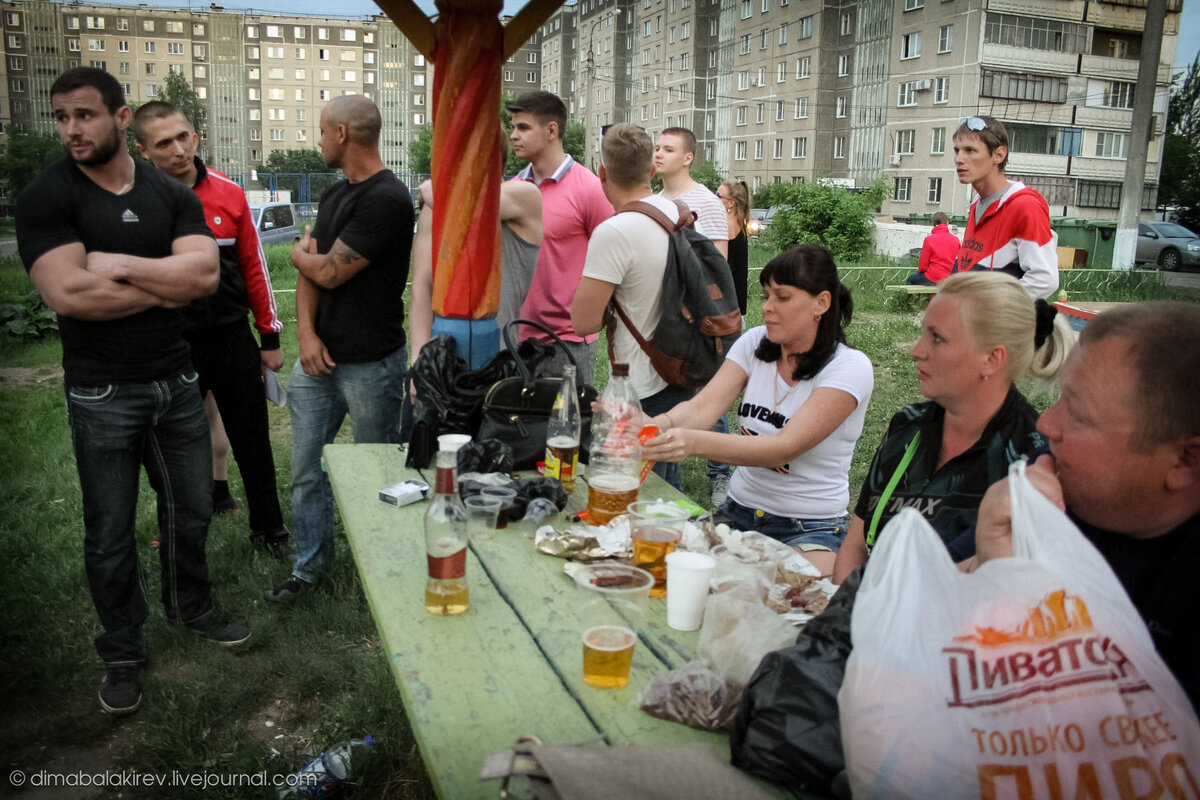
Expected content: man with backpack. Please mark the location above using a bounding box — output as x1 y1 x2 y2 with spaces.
572 124 741 490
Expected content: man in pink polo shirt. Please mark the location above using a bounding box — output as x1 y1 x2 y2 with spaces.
508 91 613 385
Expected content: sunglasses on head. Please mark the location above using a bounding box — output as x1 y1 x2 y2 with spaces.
961 116 987 132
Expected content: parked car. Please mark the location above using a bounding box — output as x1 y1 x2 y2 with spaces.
249 202 301 245
747 208 769 237
1135 220 1200 271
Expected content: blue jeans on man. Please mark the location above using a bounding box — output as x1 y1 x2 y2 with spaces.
287 347 406 584
66 372 215 666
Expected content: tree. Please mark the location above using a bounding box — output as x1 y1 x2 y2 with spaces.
258 148 337 201
0 127 64 201
690 160 723 193
159 71 206 134
408 124 433 175
1162 54 1200 228
562 120 586 164
765 180 888 262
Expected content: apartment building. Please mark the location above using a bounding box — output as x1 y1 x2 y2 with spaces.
2 0 1179 220
0 0 431 181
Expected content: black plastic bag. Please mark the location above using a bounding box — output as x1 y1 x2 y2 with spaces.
457 440 514 475
729 567 863 797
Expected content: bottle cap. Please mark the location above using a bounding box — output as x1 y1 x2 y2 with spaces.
612 363 629 378
438 433 471 453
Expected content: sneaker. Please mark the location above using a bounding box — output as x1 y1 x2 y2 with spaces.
99 664 142 715
710 474 731 508
251 529 295 561
264 576 312 604
185 609 251 647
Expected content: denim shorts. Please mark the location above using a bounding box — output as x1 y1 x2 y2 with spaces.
719 497 849 551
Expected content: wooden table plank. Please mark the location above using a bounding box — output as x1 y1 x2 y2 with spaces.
325 445 602 799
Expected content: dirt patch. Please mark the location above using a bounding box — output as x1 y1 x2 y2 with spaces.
6 723 141 799
0 365 62 387
246 699 315 763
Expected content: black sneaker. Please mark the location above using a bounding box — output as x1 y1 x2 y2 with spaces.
251 529 295 561
99 664 142 715
185 609 251 646
264 576 312 604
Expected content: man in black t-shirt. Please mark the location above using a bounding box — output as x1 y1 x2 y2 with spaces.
265 95 414 603
16 68 251 717
972 302 1200 715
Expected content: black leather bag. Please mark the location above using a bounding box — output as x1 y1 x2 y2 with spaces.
477 319 597 471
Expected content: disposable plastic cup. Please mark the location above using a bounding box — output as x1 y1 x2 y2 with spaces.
479 486 518 528
464 496 502 541
571 563 654 689
665 551 716 631
627 500 689 598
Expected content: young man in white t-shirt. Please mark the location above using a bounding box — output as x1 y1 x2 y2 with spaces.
655 126 733 504
571 124 692 490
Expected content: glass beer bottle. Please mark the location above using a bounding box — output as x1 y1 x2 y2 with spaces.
425 443 469 615
544 364 581 493
586 363 643 526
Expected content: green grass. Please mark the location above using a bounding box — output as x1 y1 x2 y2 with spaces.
0 242 1195 797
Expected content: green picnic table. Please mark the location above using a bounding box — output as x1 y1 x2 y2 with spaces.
324 443 793 798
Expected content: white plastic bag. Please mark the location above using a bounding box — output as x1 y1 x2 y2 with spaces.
839 461 1200 800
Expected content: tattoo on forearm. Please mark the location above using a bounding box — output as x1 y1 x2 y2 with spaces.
331 240 363 267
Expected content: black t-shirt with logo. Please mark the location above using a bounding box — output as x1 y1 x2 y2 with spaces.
853 386 1044 546
16 159 213 386
310 170 413 364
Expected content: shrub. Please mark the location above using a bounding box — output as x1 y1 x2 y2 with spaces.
1 291 57 340
764 180 887 262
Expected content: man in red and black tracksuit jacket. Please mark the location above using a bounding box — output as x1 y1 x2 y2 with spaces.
134 102 290 555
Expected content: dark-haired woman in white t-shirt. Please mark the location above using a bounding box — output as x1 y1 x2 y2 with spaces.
641 245 873 574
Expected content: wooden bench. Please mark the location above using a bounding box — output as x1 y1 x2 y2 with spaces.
325 444 799 799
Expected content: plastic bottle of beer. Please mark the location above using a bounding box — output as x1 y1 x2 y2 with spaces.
586 363 644 526
545 364 582 493
425 436 469 615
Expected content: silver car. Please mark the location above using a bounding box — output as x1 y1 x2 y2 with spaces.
1136 221 1200 271
249 202 301 246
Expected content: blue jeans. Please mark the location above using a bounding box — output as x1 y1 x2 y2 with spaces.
906 272 935 286
719 498 849 551
66 372 215 666
640 383 694 491
288 347 406 583
707 413 731 479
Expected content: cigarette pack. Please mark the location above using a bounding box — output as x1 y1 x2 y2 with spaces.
378 480 430 507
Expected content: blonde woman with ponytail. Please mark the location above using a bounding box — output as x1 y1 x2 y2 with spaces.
833 272 1074 583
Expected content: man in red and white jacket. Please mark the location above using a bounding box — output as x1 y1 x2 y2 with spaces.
133 101 290 557
949 115 1059 300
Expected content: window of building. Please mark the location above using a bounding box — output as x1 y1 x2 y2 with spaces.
796 56 810 79
320 89 331 100
738 71 749 90
168 42 184 55
269 108 285 120
894 177 912 201
1102 81 1135 110
68 40 81 52
778 22 788 45
773 138 783 159
841 13 852 36
341 50 356 62
931 126 945 154
118 40 129 52
295 88 307 101
169 64 183 75
836 96 847 117
896 129 915 154
141 19 153 31
905 0 924 9
268 87 283 100
248 87 260 100
760 29 768 49
736 105 747 125
798 15 813 38
735 141 747 160
246 45 258 59
756 103 765 123
295 26 307 38
527 71 536 82
145 62 155 75
166 21 183 33
934 76 948 103
118 61 130 75
319 69 330 81
741 0 751 19
928 177 942 203
414 73 425 86
89 60 106 71
270 129 285 141
341 70 356 82
838 54 849 76
980 69 1068 103
194 44 207 60
144 84 159 97
740 34 751 55
318 27 329 40
246 25 258 37
938 24 953 53
792 136 807 158
1095 131 1129 159
754 139 763 159
248 67 261 79
834 137 845 159
793 97 808 119
88 40 105 51
145 41 156 54
898 81 918 106
984 14 1087 54
528 51 538 63
757 66 765 85
775 100 785 121
6 11 19 26
194 65 207 82
504 69 514 81
902 32 921 59
193 23 204 35
297 130 307 142
86 16 105 29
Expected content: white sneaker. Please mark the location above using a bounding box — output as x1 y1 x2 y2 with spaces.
710 474 731 508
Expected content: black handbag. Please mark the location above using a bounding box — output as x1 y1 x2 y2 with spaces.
477 319 597 471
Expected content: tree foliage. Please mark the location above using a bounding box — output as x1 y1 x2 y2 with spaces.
159 71 206 135
258 148 338 201
764 180 888 262
1162 54 1200 228
0 127 64 200
561 121 586 164
408 124 433 175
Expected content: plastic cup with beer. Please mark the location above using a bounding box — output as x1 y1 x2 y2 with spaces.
464 495 502 541
479 486 518 529
665 551 716 631
627 499 690 599
571 563 654 690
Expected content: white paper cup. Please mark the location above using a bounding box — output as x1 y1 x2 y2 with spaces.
665 551 716 631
